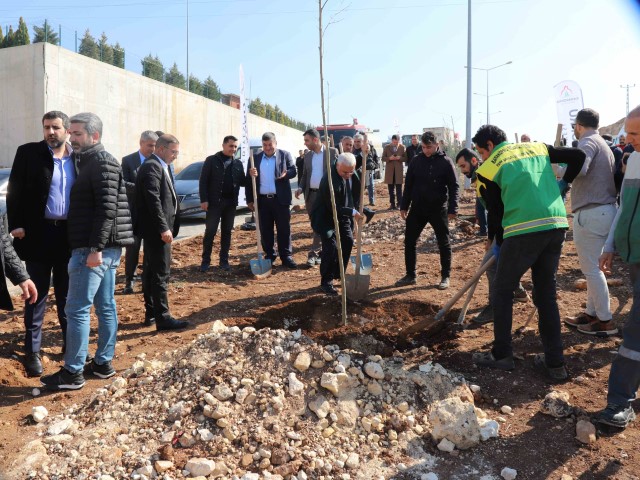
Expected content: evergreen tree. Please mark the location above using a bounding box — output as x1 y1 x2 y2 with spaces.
0 25 4 47
112 42 125 68
3 26 15 48
188 75 203 95
264 103 275 121
165 62 186 89
249 97 266 117
141 54 164 81
33 19 59 45
274 105 283 124
14 17 30 46
203 76 221 101
79 29 99 59
98 33 113 64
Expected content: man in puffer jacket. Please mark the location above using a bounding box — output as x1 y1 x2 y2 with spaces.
41 112 133 391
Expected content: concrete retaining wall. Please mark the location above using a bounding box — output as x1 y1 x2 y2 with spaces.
0 43 305 168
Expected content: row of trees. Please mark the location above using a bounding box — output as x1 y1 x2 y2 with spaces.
2 18 311 131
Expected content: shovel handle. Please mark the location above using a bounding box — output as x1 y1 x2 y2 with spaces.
249 150 264 258
456 274 482 324
436 255 496 320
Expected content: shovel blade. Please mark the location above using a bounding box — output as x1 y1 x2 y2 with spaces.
349 254 373 275
250 257 272 279
345 273 370 301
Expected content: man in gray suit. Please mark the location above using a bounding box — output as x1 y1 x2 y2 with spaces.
296 128 339 267
121 131 158 294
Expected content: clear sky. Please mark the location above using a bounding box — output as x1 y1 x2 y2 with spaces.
4 0 640 144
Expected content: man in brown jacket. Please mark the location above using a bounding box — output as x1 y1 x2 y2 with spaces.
382 134 406 209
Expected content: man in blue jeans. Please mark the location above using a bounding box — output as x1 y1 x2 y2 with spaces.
594 105 640 428
41 112 133 391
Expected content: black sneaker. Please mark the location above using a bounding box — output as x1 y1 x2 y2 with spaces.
395 274 417 287
219 262 231 272
199 262 210 273
123 281 135 295
514 288 529 303
320 283 339 296
84 360 116 379
472 351 515 371
472 306 494 325
594 404 636 428
41 367 85 391
533 353 568 381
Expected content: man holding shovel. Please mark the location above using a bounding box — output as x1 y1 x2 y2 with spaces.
470 125 585 379
311 153 372 296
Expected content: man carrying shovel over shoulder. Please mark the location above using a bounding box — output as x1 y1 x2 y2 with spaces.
310 153 373 296
471 125 585 380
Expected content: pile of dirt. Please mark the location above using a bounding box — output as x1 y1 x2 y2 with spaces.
17 322 501 480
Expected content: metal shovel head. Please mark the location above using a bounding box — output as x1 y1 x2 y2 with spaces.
349 254 373 275
250 256 272 279
345 273 370 301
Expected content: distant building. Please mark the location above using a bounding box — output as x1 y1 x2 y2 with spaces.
422 126 455 145
221 93 240 109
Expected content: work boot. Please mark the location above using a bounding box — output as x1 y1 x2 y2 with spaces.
395 274 417 287
24 352 43 377
156 317 188 331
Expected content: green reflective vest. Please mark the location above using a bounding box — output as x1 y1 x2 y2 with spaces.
476 142 567 239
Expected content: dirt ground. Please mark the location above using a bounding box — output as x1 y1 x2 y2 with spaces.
1 184 638 479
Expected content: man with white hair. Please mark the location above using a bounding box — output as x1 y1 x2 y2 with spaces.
311 153 370 295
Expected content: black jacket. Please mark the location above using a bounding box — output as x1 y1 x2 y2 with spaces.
353 148 378 172
311 164 362 238
67 143 134 250
401 149 459 214
406 144 421 166
199 151 246 206
0 214 30 311
135 155 179 239
122 151 144 211
7 140 72 261
245 149 297 206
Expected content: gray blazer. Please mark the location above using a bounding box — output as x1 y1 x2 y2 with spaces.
299 146 339 199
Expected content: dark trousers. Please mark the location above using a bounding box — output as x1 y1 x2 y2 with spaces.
388 184 402 208
404 206 451 277
257 195 292 261
124 235 142 282
24 222 70 353
142 236 172 322
320 216 354 285
492 229 565 365
202 198 236 264
475 198 487 234
607 263 640 406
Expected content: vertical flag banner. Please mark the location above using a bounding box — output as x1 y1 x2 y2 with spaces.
240 65 250 172
554 80 584 144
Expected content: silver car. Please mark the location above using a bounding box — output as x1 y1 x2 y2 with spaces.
174 161 206 219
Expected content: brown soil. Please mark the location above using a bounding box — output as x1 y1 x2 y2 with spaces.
0 185 638 479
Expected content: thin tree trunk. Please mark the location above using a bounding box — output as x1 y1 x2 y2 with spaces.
318 0 347 325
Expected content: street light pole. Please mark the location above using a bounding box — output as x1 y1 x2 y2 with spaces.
465 0 472 148
465 60 511 125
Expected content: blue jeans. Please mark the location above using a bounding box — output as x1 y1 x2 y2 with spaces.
367 171 375 204
607 263 640 406
64 247 122 374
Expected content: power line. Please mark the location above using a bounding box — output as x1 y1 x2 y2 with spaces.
620 84 636 116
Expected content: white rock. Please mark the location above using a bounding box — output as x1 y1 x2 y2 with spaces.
288 373 305 396
437 438 456 452
575 420 597 444
363 362 384 380
32 388 41 397
345 453 360 468
470 384 481 393
421 474 438 480
241 474 260 480
185 458 216 476
500 405 512 415
337 354 351 368
540 390 574 418
479 419 500 441
42 434 73 445
213 384 233 401
320 372 351 397
501 467 517 480
154 460 173 473
47 419 73 436
136 465 153 476
110 376 127 390
367 381 383 396
211 320 228 333
294 352 312 372
198 429 214 441
235 388 250 404
429 397 481 450
31 406 48 423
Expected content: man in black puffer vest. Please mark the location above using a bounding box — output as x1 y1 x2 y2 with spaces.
41 112 134 391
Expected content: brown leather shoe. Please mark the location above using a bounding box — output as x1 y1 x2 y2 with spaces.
564 312 596 328
577 320 618 337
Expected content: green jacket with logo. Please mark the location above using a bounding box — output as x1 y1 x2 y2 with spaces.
613 152 640 263
476 142 585 244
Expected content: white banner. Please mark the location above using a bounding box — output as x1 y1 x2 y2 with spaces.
239 65 250 170
554 80 584 145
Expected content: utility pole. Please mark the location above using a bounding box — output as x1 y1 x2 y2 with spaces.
186 0 190 91
465 0 472 148
621 84 636 115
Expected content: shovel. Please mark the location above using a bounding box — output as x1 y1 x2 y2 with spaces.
350 254 373 275
400 255 496 338
345 145 371 301
248 151 272 279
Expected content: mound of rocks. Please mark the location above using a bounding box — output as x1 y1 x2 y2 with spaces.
363 216 477 246
19 321 498 479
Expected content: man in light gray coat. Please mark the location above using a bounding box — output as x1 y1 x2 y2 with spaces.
296 128 339 267
565 108 618 336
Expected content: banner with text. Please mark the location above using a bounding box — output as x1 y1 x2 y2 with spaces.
554 80 584 145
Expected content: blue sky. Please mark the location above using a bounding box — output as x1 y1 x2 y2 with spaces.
4 0 640 143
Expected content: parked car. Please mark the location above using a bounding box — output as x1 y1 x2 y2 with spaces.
175 161 206 219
